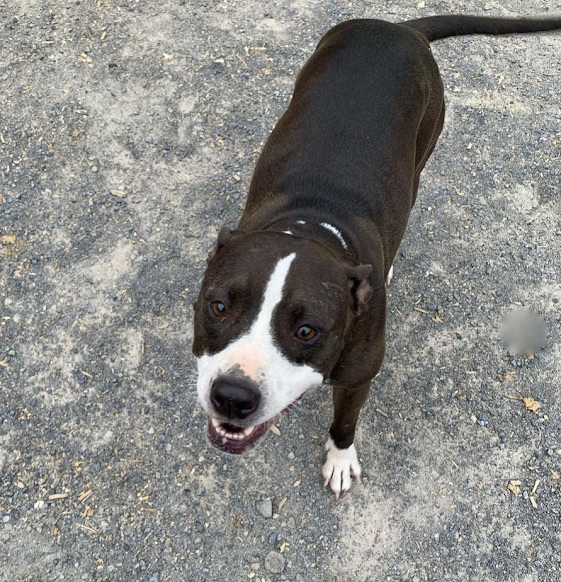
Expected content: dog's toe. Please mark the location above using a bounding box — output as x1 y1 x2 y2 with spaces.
322 437 362 499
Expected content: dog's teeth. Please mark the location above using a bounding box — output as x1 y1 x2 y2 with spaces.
213 421 253 441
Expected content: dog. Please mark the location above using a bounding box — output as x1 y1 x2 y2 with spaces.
192 14 561 498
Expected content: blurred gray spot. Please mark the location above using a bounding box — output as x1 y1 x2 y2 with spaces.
500 308 547 357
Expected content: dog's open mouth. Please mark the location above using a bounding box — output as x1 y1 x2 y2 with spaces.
207 417 273 454
206 398 301 454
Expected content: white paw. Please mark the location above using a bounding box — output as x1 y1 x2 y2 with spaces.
321 437 362 499
386 264 394 286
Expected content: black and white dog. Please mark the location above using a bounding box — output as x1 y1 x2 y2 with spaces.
192 15 561 497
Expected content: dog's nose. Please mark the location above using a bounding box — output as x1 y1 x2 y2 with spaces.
210 377 261 419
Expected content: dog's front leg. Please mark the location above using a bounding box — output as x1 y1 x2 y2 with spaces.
322 381 371 499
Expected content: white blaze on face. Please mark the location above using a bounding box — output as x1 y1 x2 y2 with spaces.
196 252 323 422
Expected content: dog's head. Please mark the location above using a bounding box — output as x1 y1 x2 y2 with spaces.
192 228 372 454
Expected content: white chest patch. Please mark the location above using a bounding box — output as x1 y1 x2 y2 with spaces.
196 252 324 422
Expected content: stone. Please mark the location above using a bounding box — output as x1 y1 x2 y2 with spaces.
256 498 273 519
264 551 285 574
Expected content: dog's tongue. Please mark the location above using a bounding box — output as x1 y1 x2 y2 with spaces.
207 417 272 454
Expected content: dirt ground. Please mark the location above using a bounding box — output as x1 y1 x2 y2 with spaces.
1 1 560 581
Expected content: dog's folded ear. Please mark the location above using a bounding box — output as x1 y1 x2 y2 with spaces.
207 226 235 263
347 264 373 312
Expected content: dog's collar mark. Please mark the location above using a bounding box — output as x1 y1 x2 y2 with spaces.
283 220 347 249
283 220 304 236
319 222 348 249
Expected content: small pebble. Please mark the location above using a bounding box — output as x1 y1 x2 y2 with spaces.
264 551 286 574
256 498 273 519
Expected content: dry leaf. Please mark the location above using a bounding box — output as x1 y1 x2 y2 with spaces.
551 470 560 481
232 516 243 529
522 397 541 413
502 369 516 382
507 480 521 496
1 235 16 245
110 190 127 198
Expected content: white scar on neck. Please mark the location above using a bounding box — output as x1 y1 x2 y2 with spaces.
320 222 348 249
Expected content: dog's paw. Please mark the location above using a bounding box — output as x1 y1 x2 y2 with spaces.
322 437 362 499
386 264 394 286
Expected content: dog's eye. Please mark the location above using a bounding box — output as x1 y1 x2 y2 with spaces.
295 325 317 342
210 301 227 318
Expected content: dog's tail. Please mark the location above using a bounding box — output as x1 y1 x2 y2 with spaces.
403 14 561 42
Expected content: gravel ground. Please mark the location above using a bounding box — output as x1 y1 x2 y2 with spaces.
1 1 560 581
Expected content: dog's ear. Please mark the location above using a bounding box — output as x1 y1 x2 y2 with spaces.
207 226 235 263
347 264 372 312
